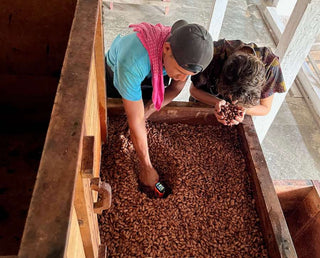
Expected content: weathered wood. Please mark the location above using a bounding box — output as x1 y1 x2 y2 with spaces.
90 178 112 214
94 2 107 143
108 0 170 15
108 0 170 7
274 180 320 258
98 245 107 258
107 98 219 125
18 0 105 256
65 206 86 258
239 118 297 258
81 136 95 178
85 57 102 179
74 172 100 258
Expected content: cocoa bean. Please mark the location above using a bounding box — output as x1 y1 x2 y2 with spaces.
99 116 268 257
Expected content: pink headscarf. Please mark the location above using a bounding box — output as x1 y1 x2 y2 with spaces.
129 23 171 110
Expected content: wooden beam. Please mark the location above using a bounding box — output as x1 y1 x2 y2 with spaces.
74 173 100 258
258 3 320 126
107 0 170 7
207 0 229 41
81 136 95 178
239 118 297 257
94 1 107 143
254 0 320 142
65 206 86 258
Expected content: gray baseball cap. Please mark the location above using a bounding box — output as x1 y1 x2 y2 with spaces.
168 20 213 73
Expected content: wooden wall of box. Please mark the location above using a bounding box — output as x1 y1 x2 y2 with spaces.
0 0 107 256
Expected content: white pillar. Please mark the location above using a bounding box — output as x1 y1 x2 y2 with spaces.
253 0 320 142
208 0 229 41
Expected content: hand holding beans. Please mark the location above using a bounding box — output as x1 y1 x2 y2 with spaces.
214 101 246 126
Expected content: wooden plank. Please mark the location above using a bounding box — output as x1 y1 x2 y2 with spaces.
65 206 86 258
108 0 170 7
81 136 95 178
90 178 112 215
286 188 320 238
294 216 320 258
18 0 100 256
107 99 220 125
273 180 314 212
275 180 320 258
94 1 107 143
98 245 107 258
74 171 100 258
238 117 297 258
85 57 102 178
277 187 313 213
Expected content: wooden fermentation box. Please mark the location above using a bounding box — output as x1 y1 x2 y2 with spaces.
0 0 108 257
107 100 298 258
0 0 301 256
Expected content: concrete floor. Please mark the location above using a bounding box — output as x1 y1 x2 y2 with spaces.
102 0 320 180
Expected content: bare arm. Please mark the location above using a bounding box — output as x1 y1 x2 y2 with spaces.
122 98 159 187
144 79 186 119
190 83 230 124
245 95 274 116
189 83 220 107
190 83 274 126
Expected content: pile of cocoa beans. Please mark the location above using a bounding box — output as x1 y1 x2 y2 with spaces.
218 103 244 125
99 116 267 257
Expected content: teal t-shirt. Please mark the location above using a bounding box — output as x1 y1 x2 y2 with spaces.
106 32 166 101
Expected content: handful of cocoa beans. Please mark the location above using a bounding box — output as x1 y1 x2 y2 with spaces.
218 103 244 125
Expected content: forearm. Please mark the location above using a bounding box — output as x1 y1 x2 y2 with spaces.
162 80 185 106
123 99 152 167
245 105 270 116
189 83 221 107
129 119 152 167
145 79 185 118
245 95 274 116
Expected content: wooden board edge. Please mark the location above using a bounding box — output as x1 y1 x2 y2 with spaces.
238 117 297 258
18 0 100 256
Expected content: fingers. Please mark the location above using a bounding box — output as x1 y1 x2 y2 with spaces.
213 109 227 125
229 119 239 126
215 102 246 126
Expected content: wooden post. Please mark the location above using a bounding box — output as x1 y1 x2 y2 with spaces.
95 0 107 143
207 0 229 41
253 0 320 142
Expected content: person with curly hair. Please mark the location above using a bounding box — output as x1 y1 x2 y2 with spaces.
190 39 286 126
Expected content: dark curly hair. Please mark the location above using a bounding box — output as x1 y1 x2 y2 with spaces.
217 53 266 107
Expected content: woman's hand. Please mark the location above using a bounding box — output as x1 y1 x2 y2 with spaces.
228 106 246 126
213 99 228 125
214 101 246 126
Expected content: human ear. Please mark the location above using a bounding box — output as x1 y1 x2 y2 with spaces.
163 42 171 54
